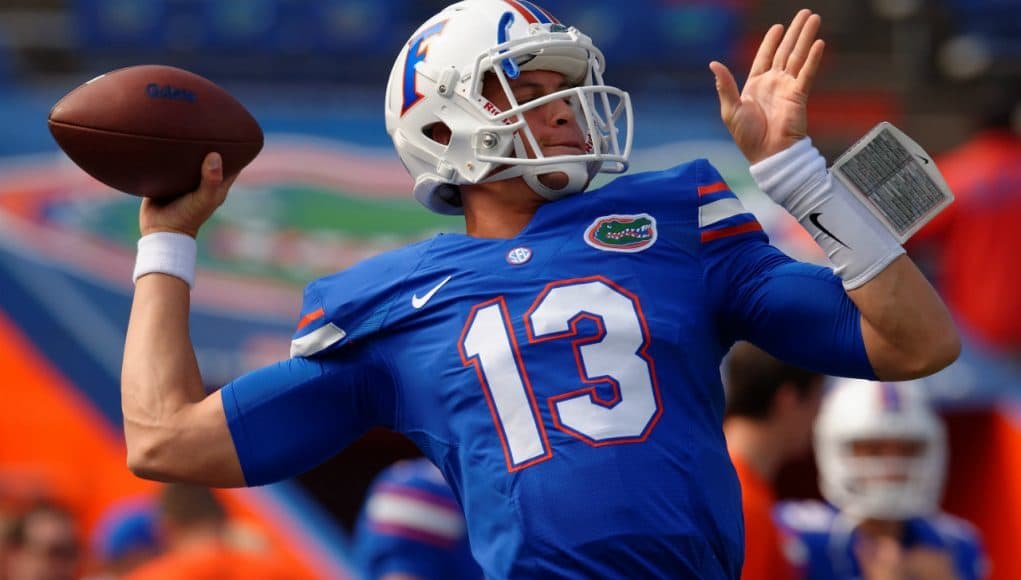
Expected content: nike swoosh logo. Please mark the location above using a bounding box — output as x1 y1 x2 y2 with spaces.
808 212 851 249
917 154 929 165
411 275 453 309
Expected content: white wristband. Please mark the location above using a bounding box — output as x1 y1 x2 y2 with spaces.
133 232 198 288
749 138 905 290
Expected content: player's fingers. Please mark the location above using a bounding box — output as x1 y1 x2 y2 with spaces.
195 153 227 207
786 13 821 77
749 24 784 76
772 9 811 70
197 153 224 196
796 40 825 94
709 61 741 123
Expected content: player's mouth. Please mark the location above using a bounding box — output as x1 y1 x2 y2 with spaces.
543 141 585 154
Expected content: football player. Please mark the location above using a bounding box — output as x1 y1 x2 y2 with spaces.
120 1 960 578
775 379 987 580
352 459 481 580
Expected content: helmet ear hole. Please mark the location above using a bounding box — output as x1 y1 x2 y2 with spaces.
424 122 453 146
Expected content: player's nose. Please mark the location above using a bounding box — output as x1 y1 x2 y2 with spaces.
547 96 577 127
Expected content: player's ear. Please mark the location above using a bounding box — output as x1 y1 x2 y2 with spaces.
425 122 452 146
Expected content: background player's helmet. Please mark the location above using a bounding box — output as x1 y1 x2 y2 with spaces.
814 378 947 521
385 0 633 214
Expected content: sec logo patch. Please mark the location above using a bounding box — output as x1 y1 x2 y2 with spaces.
506 247 532 265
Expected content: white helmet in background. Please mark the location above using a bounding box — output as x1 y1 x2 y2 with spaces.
384 0 633 214
814 378 947 521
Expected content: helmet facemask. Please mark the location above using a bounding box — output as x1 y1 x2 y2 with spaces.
814 379 947 522
823 437 946 521
470 17 632 200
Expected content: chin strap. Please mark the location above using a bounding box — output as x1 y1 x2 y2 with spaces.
484 134 599 200
522 162 595 200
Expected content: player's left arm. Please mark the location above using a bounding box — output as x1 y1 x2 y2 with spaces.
847 259 958 379
710 9 959 379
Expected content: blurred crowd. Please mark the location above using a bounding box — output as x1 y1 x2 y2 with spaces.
0 484 301 580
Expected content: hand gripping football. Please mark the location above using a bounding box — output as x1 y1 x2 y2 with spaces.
48 65 264 199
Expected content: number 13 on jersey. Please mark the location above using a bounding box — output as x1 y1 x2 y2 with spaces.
459 276 663 472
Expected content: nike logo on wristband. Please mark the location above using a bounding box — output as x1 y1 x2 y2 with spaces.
808 212 851 249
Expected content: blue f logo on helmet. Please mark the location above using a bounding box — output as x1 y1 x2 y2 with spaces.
401 21 447 116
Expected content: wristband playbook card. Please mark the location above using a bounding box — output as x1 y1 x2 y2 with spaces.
830 122 954 243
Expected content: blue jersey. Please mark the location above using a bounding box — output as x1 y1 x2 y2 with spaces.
774 500 988 580
353 459 481 580
221 160 873 579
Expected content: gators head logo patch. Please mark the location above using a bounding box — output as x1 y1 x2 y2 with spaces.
584 213 658 253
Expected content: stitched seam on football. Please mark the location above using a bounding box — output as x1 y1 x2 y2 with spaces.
48 120 262 144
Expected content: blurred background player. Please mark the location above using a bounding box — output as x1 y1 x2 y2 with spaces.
125 484 294 580
85 497 159 579
3 501 81 580
775 378 988 580
353 458 480 580
724 341 825 580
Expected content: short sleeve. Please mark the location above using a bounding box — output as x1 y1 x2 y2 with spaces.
221 342 396 486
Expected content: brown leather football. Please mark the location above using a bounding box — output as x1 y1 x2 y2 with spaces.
48 65 263 199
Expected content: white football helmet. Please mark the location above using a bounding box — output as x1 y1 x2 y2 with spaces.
384 0 633 214
814 378 947 521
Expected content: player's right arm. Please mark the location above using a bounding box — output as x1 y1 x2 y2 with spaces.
122 154 396 487
122 272 244 486
122 153 241 485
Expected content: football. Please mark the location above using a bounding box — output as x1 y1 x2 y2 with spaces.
48 65 264 199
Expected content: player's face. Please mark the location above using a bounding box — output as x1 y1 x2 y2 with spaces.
848 437 927 482
10 512 80 580
482 70 588 190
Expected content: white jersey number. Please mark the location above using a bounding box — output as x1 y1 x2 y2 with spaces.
459 277 662 471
